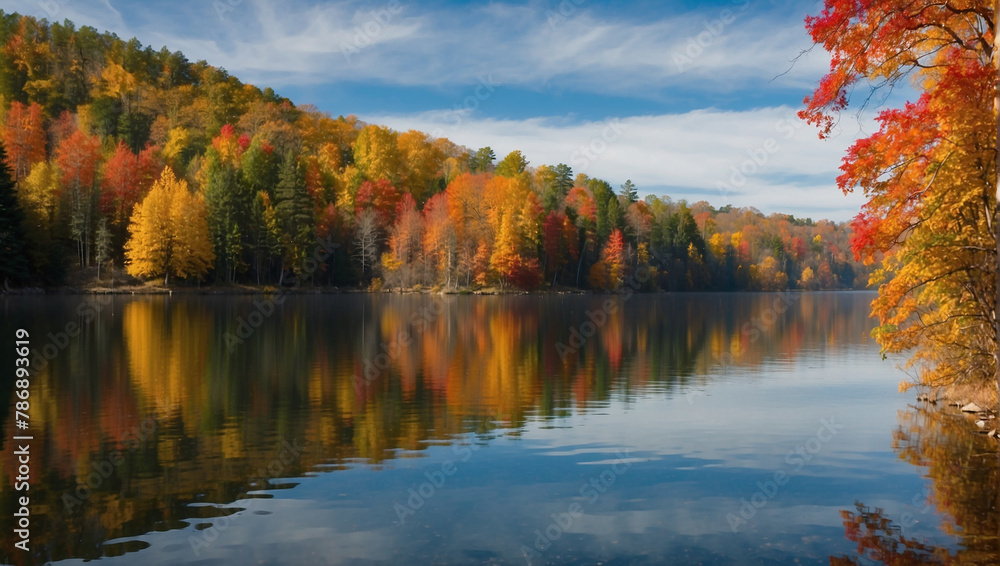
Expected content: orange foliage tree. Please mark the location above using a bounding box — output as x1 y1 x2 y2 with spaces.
100 141 160 233
381 193 424 288
356 178 401 227
588 228 625 290
423 192 456 287
802 1 1000 400
2 100 45 181
0 12 873 291
56 129 103 267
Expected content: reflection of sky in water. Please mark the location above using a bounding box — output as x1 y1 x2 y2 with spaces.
52 331 949 565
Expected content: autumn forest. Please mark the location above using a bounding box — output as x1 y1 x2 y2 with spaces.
0 11 867 292
6 1 1000 564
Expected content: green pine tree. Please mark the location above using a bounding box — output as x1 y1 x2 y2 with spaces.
275 151 315 280
203 151 251 282
620 179 638 204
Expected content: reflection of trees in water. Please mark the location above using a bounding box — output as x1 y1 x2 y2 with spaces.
832 405 1000 565
830 502 947 565
0 292 875 563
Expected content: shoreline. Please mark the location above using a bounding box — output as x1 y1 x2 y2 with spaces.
1 285 869 297
1 284 594 296
917 393 1000 444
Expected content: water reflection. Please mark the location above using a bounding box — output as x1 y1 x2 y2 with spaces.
832 404 1000 565
830 501 946 565
0 292 877 564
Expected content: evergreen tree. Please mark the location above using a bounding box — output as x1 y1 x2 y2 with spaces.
553 164 573 194
275 150 315 280
590 178 615 242
620 179 638 204
468 146 495 173
607 197 624 235
0 144 30 285
247 191 281 284
203 150 251 282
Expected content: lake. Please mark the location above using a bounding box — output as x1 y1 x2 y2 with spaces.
1 292 997 565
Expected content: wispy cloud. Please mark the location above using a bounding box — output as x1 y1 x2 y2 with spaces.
8 0 827 97
0 0 866 219
364 105 866 221
229 1 825 96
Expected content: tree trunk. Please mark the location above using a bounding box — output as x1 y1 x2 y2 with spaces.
994 4 1000 547
994 0 1000 417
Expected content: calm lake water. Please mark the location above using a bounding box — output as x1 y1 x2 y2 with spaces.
1 292 998 565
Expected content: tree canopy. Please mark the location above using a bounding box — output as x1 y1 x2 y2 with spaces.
801 0 1000 397
0 10 867 292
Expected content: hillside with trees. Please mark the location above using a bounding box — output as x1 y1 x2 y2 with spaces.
0 11 868 292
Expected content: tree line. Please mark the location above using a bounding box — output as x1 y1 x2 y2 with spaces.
0 11 867 291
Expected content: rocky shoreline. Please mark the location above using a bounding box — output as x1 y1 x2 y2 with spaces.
917 393 1000 441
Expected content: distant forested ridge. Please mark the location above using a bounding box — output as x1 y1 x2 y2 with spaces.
0 11 868 291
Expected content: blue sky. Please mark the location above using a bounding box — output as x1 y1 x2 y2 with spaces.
10 0 881 220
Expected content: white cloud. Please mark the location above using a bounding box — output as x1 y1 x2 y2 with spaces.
0 0 868 219
6 0 126 34
6 0 828 96
363 105 867 221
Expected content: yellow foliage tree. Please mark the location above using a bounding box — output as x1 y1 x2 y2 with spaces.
125 167 214 284
751 256 788 292
489 212 519 287
101 63 138 107
708 232 727 260
799 266 817 291
162 127 191 166
353 124 401 184
19 160 61 228
397 130 444 204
